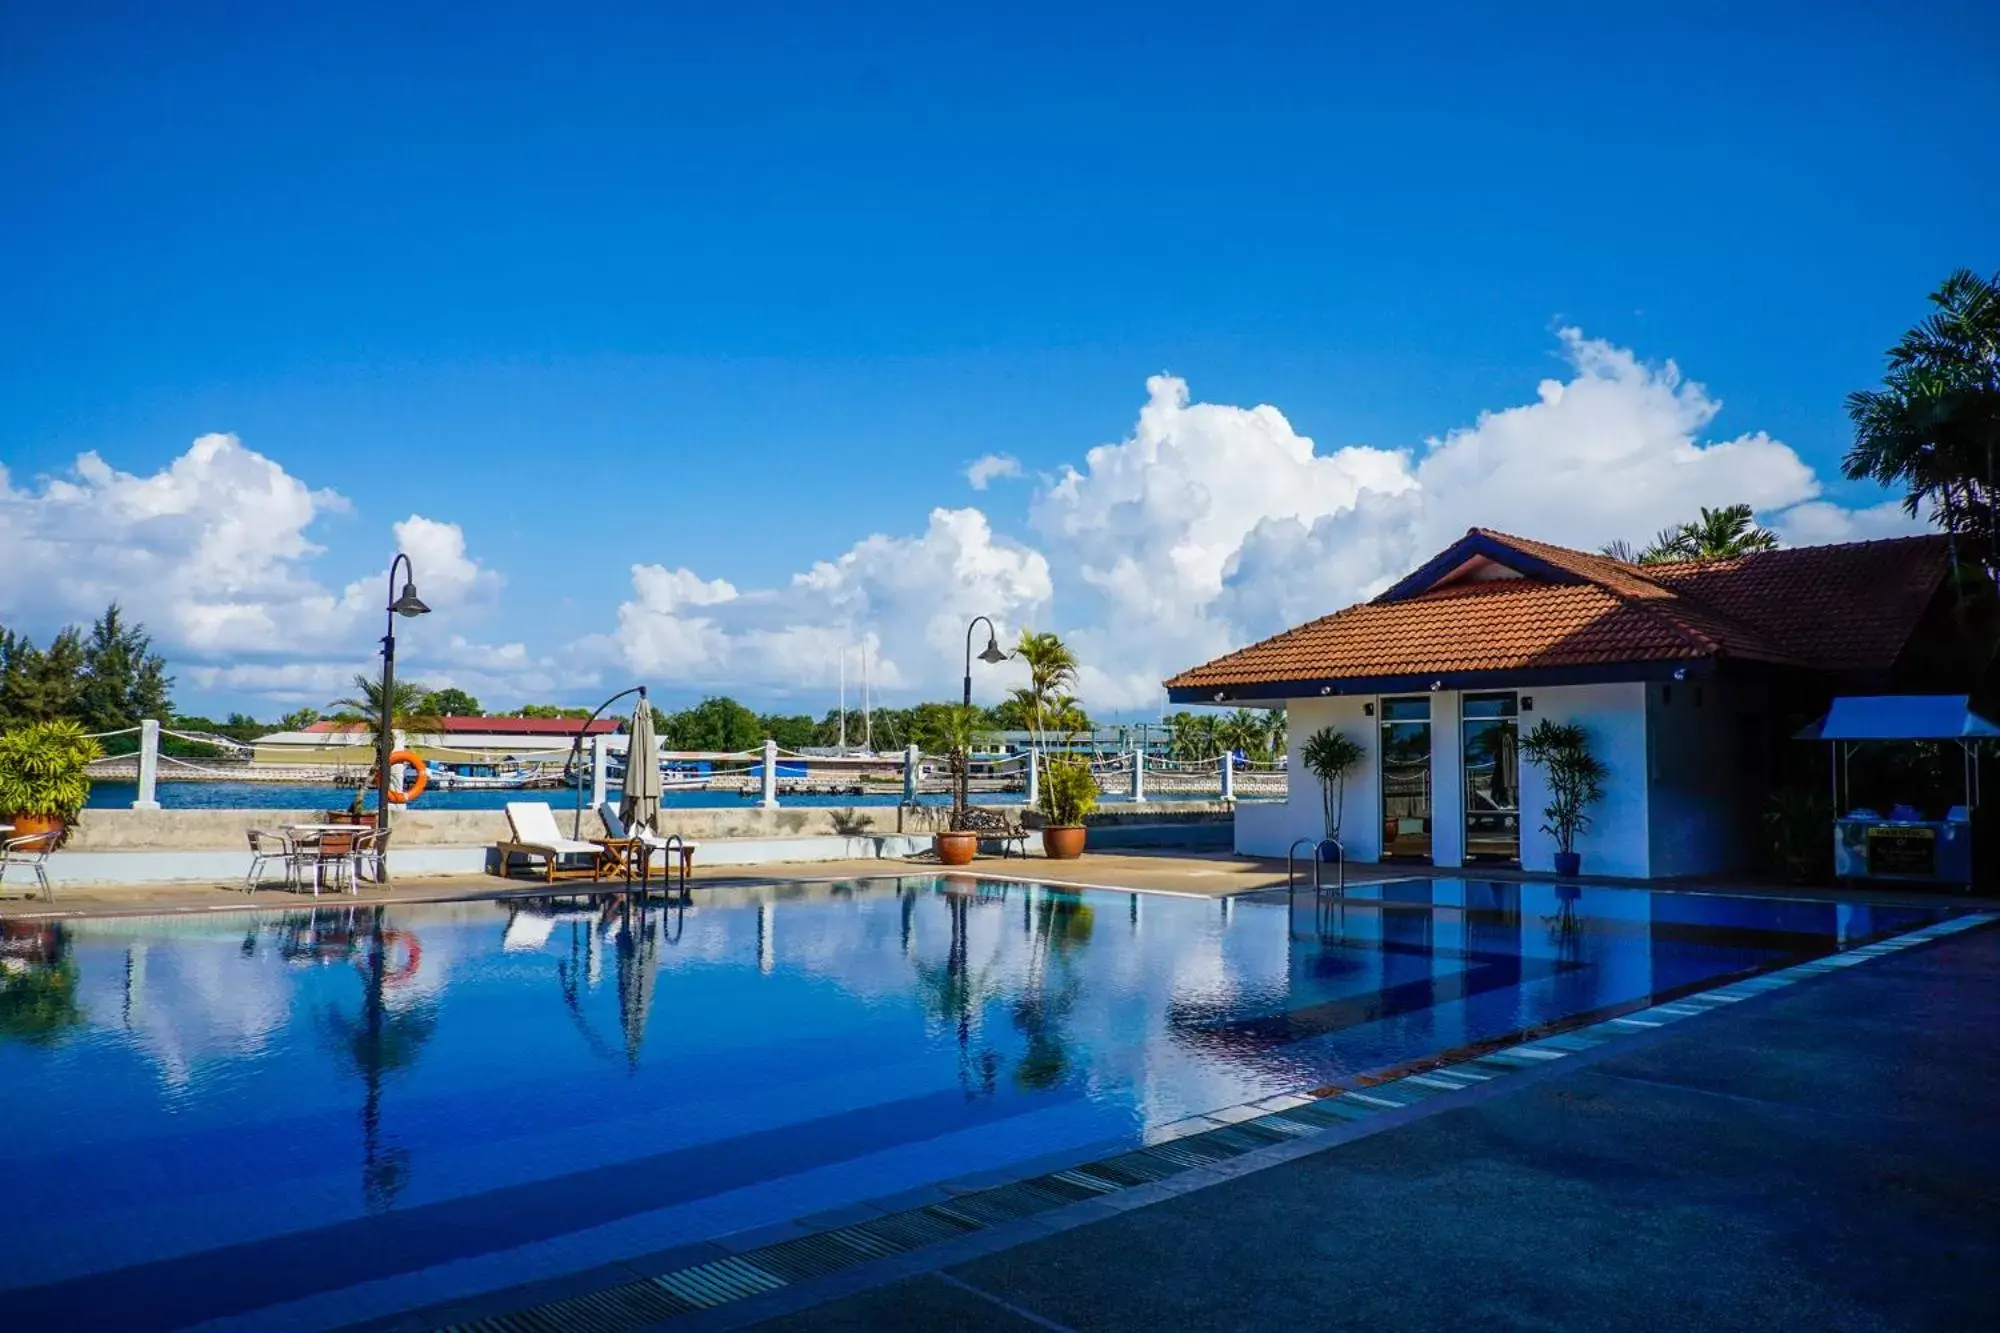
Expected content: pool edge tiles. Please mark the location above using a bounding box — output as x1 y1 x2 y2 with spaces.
397 909 1996 1333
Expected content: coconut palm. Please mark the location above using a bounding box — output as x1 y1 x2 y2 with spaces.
1846 269 2000 569
1166 711 1220 761
1628 504 1779 565
1215 709 1269 759
327 675 446 740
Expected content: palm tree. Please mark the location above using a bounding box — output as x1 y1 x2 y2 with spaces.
328 674 445 744
1216 708 1269 759
1846 269 2000 570
1012 631 1082 811
1628 504 1779 564
1166 711 1220 761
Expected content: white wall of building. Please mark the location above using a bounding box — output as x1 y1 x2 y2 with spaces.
1233 698 1379 860
1518 682 1651 879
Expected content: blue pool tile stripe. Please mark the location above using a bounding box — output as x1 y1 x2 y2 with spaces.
429 910 1994 1333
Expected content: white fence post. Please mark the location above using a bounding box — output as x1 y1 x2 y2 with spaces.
590 735 609 812
1024 746 1039 811
761 738 780 809
133 718 161 810
1219 751 1236 802
903 743 921 804
1131 746 1145 803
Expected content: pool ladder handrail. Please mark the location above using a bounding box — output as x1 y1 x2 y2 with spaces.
1288 835 1344 900
655 833 689 897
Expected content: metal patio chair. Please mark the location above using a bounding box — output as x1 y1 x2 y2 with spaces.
245 828 297 893
0 829 58 900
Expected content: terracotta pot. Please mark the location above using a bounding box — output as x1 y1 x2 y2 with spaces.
4 812 66 846
934 831 979 866
1042 825 1087 860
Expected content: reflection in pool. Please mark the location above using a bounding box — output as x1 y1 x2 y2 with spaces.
0 877 1951 1330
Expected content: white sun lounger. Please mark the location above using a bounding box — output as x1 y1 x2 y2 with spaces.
495 802 605 882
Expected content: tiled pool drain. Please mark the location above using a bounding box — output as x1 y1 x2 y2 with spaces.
431 910 1994 1333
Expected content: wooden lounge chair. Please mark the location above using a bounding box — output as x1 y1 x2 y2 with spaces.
496 802 606 882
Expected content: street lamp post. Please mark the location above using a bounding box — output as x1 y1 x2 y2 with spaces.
961 616 1011 814
376 554 431 882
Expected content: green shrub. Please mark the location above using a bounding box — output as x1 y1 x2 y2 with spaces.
0 719 103 825
1040 755 1100 826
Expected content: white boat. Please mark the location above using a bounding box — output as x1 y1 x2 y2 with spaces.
428 762 558 791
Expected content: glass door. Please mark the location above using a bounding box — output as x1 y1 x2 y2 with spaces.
1379 697 1432 860
1462 693 1520 863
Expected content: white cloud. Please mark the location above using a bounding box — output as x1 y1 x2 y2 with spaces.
1771 498 1927 545
0 434 551 707
598 507 1053 699
1022 333 1916 707
965 453 1023 490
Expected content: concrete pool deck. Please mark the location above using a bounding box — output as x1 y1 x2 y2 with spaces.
722 918 2000 1333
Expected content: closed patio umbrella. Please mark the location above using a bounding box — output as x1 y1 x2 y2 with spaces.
620 697 662 837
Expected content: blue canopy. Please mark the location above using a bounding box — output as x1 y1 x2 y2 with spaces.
1796 695 2000 742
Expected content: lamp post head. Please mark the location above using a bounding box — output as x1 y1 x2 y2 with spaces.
389 581 431 618
977 634 1010 666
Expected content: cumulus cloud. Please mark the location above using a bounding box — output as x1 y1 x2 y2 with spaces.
965 453 1023 490
1026 332 1895 705
598 507 1053 698
0 434 549 706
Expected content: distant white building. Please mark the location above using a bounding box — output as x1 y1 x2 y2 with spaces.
252 716 620 767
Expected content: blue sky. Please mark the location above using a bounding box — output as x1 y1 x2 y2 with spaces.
2 2 1995 718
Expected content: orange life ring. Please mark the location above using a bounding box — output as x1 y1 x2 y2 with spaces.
378 930 423 985
385 750 428 804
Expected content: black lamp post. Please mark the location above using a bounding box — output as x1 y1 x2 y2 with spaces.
961 616 1011 813
376 554 431 881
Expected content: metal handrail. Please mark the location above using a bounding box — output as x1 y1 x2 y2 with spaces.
656 833 689 896
1287 838 1323 905
1287 836 1345 903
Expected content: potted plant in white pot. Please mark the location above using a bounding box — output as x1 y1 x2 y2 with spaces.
0 720 104 848
1522 719 1605 877
1301 726 1363 862
1039 755 1099 858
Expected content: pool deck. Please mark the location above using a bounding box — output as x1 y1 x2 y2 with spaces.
3 848 1988 920
727 918 2000 1332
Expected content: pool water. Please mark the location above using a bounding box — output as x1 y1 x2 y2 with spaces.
0 877 1950 1330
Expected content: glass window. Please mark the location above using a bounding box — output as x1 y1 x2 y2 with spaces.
1462 693 1518 719
1381 697 1431 722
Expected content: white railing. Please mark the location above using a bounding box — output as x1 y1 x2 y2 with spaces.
56 720 1290 810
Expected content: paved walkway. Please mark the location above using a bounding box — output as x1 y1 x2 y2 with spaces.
736 923 2000 1333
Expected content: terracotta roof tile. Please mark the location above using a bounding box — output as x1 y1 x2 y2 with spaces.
1167 531 1948 691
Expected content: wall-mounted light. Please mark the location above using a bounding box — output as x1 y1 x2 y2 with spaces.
1213 691 1228 703
1362 702 1375 718
1319 686 1332 696
1672 667 1688 681
1429 679 1443 691
1521 696 1534 711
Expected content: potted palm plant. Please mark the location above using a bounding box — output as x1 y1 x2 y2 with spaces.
931 704 981 866
1039 755 1099 858
1521 719 1606 877
1301 726 1363 861
0 720 104 848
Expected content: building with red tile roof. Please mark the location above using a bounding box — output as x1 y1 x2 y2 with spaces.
1168 529 1953 880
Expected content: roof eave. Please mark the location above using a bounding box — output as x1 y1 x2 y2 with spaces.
1166 657 1719 704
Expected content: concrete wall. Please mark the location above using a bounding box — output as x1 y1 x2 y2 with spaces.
1234 698 1379 859
1645 677 1754 878
1518 682 1651 879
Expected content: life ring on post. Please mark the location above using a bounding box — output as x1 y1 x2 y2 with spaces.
385 750 428 804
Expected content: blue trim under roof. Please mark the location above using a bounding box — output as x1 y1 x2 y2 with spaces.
1373 530 1588 603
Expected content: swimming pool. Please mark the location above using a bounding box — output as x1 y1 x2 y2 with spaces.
0 876 1952 1330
